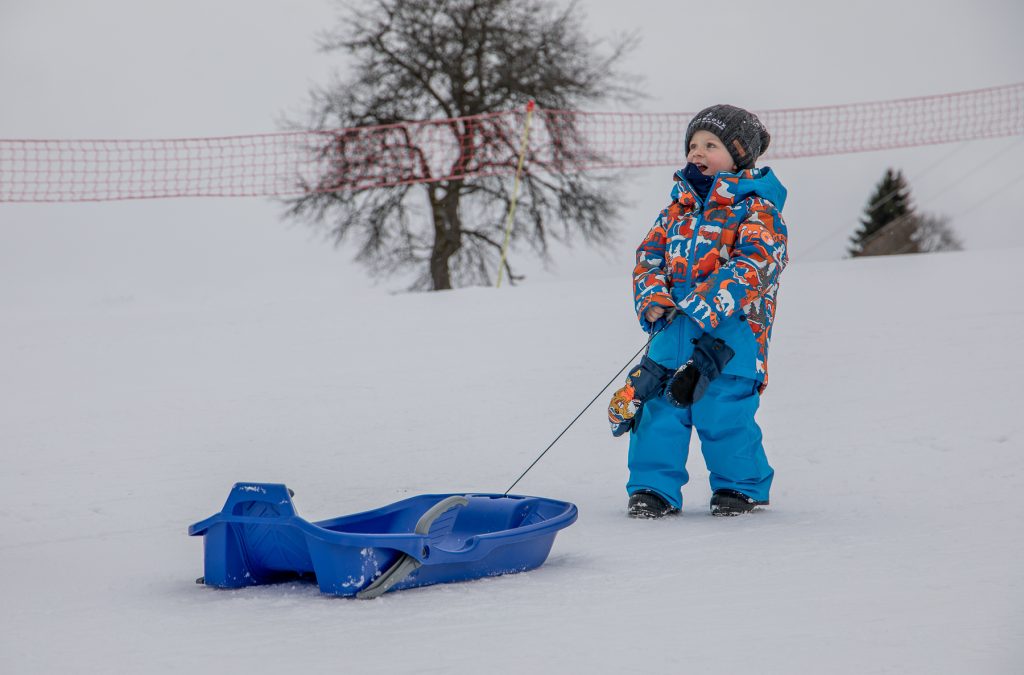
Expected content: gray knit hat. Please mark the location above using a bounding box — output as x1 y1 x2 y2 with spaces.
685 104 771 170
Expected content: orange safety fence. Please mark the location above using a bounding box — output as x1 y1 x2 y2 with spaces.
1 82 1021 203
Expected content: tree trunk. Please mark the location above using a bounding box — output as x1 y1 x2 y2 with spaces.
428 182 463 290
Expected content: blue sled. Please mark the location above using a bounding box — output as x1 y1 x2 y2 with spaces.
188 483 578 598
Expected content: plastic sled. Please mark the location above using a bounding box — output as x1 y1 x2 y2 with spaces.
188 483 578 598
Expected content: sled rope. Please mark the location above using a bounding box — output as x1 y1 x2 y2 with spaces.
504 310 676 495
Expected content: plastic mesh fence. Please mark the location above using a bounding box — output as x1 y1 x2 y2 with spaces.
1 83 1021 203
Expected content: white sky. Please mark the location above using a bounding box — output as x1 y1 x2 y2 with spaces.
1 0 1022 302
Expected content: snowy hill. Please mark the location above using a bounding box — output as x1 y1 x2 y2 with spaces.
2 246 1022 674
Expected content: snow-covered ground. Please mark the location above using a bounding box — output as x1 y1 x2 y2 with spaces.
2 238 1022 673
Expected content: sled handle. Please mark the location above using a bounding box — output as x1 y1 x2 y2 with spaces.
414 495 469 534
356 495 468 599
220 483 297 517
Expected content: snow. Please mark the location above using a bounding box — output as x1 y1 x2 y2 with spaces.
2 3 1023 669
2 239 1023 673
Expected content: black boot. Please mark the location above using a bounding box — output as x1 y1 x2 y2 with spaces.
710 489 768 517
628 490 679 519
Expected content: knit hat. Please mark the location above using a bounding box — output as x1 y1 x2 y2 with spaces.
684 104 771 170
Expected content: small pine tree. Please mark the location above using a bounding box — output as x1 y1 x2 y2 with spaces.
849 168 913 257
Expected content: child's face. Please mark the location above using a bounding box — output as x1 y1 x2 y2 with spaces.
687 130 737 176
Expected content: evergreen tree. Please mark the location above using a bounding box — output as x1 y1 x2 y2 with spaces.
849 168 914 257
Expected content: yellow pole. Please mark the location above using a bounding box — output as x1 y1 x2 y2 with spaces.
496 100 535 288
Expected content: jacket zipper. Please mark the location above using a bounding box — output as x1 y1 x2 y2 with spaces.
683 174 717 294
675 176 711 365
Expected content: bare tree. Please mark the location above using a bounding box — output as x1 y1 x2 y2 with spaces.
911 213 963 253
284 0 637 290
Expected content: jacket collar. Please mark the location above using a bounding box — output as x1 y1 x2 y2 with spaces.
671 167 787 211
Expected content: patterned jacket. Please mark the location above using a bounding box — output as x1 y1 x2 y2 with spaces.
633 167 789 390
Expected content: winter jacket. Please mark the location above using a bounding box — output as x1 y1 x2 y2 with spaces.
633 167 789 390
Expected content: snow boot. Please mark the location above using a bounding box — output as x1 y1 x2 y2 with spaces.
627 490 679 519
710 489 768 516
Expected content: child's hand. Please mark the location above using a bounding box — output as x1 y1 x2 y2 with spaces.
645 305 667 322
665 334 735 408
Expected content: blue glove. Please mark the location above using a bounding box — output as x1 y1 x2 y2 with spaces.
665 333 734 408
609 355 673 437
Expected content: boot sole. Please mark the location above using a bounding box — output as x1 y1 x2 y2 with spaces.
710 496 768 517
628 507 680 519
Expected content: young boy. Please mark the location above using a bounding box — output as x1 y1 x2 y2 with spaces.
610 104 788 518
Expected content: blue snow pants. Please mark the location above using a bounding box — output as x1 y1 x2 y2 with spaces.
626 373 773 509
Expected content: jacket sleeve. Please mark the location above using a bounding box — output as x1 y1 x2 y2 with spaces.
678 199 788 331
633 209 677 334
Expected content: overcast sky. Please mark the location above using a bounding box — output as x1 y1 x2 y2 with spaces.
2 0 1022 305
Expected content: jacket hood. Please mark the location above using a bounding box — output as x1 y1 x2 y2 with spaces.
671 166 788 211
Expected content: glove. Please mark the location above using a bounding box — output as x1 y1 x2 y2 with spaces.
665 333 734 408
609 355 673 437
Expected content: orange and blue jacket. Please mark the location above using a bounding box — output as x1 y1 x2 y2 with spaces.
633 167 788 390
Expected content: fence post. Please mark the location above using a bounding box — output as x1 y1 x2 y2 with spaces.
496 100 536 288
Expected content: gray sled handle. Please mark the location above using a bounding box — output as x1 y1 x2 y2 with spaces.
414 495 469 534
356 495 469 600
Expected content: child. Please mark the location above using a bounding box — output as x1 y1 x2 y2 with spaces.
609 104 789 518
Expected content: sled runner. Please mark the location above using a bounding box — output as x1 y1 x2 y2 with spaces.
188 483 577 598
